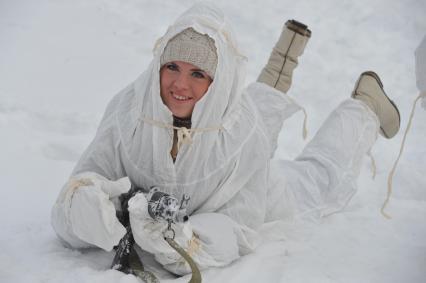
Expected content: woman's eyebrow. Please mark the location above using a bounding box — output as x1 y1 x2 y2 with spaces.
190 68 205 72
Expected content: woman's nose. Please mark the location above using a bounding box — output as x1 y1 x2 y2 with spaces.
173 73 189 90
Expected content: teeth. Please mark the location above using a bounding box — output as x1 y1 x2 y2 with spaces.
172 93 190 101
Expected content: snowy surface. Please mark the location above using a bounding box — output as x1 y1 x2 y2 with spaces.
1 0 425 282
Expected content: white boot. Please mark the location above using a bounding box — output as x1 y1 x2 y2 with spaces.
257 20 311 93
352 71 400 139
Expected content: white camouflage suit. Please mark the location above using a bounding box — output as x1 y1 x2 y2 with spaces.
51 3 379 275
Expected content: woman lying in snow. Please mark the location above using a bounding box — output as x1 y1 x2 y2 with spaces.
51 2 401 277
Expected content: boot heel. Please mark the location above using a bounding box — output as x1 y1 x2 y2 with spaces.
360 71 384 88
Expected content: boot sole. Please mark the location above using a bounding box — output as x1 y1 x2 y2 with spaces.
286 20 312 38
352 71 401 139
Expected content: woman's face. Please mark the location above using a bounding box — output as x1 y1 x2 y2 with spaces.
160 61 213 118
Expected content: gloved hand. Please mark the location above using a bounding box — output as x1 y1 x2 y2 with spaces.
132 203 240 276
52 172 129 251
415 35 426 109
257 19 311 93
157 213 240 275
128 192 193 256
129 192 241 275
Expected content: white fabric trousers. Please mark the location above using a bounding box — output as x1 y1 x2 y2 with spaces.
266 99 379 221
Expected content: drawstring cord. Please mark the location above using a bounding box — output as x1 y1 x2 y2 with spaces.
287 96 309 140
366 150 377 179
141 117 224 150
176 127 192 150
381 94 422 219
301 107 308 140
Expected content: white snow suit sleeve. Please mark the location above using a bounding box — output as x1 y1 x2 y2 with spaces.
51 92 130 250
51 172 129 251
215 167 268 254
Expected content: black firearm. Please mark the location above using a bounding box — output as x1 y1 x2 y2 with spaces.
111 185 190 275
110 184 139 274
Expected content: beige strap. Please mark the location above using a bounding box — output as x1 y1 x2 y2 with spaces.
381 94 421 219
287 96 308 140
67 178 94 205
165 237 202 283
301 107 308 140
186 233 201 257
69 178 94 192
141 117 223 150
366 150 377 179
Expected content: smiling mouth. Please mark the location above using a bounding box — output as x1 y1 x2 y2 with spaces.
171 91 192 101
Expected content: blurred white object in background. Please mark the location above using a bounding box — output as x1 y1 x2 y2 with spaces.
383 34 426 218
415 35 426 109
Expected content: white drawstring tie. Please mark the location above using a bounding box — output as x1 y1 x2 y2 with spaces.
141 117 224 150
381 94 422 219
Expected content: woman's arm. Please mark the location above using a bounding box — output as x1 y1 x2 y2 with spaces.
51 172 129 250
129 167 268 275
51 92 129 250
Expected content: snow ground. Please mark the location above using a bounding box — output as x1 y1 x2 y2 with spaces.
1 0 425 282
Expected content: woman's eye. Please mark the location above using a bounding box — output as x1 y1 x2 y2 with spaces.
166 63 178 71
192 71 205 79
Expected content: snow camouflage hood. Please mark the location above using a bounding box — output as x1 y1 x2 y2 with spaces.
73 2 302 220
126 3 247 130
115 2 266 211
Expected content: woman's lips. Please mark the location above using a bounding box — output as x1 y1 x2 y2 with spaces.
171 91 193 102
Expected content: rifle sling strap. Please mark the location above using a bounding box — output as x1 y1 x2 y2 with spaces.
164 237 202 283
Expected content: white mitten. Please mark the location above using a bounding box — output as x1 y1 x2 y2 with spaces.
415 35 426 109
186 213 239 265
155 213 240 275
52 172 129 251
128 192 193 256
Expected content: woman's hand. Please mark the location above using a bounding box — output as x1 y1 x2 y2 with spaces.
128 192 193 255
52 172 130 251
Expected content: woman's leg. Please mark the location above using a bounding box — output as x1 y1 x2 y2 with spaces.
266 71 400 221
266 98 379 221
